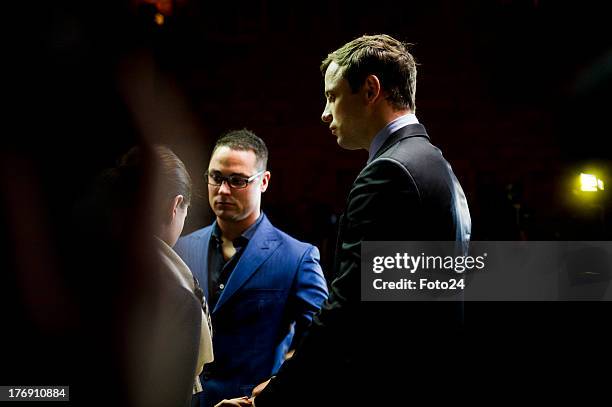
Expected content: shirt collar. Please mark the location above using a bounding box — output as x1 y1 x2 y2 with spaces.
212 212 264 248
367 113 419 163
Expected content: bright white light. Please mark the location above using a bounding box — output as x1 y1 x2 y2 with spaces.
580 173 598 192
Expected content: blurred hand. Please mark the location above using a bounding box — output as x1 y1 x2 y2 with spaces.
251 378 271 398
214 396 252 407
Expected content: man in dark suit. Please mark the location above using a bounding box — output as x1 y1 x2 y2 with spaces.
174 129 328 407
247 34 471 406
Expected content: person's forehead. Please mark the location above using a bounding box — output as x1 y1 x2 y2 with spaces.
324 62 345 89
209 146 257 168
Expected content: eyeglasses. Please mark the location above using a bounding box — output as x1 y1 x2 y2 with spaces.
205 170 265 189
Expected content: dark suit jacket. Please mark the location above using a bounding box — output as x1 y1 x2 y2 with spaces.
174 214 328 407
255 124 471 406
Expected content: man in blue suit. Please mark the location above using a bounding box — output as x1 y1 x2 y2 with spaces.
174 129 328 407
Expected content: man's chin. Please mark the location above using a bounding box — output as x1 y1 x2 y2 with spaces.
214 211 241 222
337 137 361 151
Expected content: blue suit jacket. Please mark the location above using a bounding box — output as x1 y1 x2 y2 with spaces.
174 214 328 407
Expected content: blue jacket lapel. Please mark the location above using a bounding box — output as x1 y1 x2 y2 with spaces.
191 226 212 300
212 215 281 313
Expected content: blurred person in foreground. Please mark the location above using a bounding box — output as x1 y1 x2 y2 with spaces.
103 145 214 407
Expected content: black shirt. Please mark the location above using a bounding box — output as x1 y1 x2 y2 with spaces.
207 213 264 309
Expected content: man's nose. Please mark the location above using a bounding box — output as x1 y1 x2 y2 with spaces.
321 105 332 123
218 180 232 194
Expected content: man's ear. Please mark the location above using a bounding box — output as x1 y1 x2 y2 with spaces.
167 195 184 223
363 74 382 104
260 171 271 193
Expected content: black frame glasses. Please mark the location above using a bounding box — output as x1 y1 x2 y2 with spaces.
205 170 266 189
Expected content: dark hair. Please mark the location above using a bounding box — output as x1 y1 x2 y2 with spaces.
320 34 417 111
118 144 192 208
154 145 191 207
213 129 268 170
93 144 191 239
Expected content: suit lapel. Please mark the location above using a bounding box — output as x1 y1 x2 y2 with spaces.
372 123 429 161
212 215 282 313
191 227 212 300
